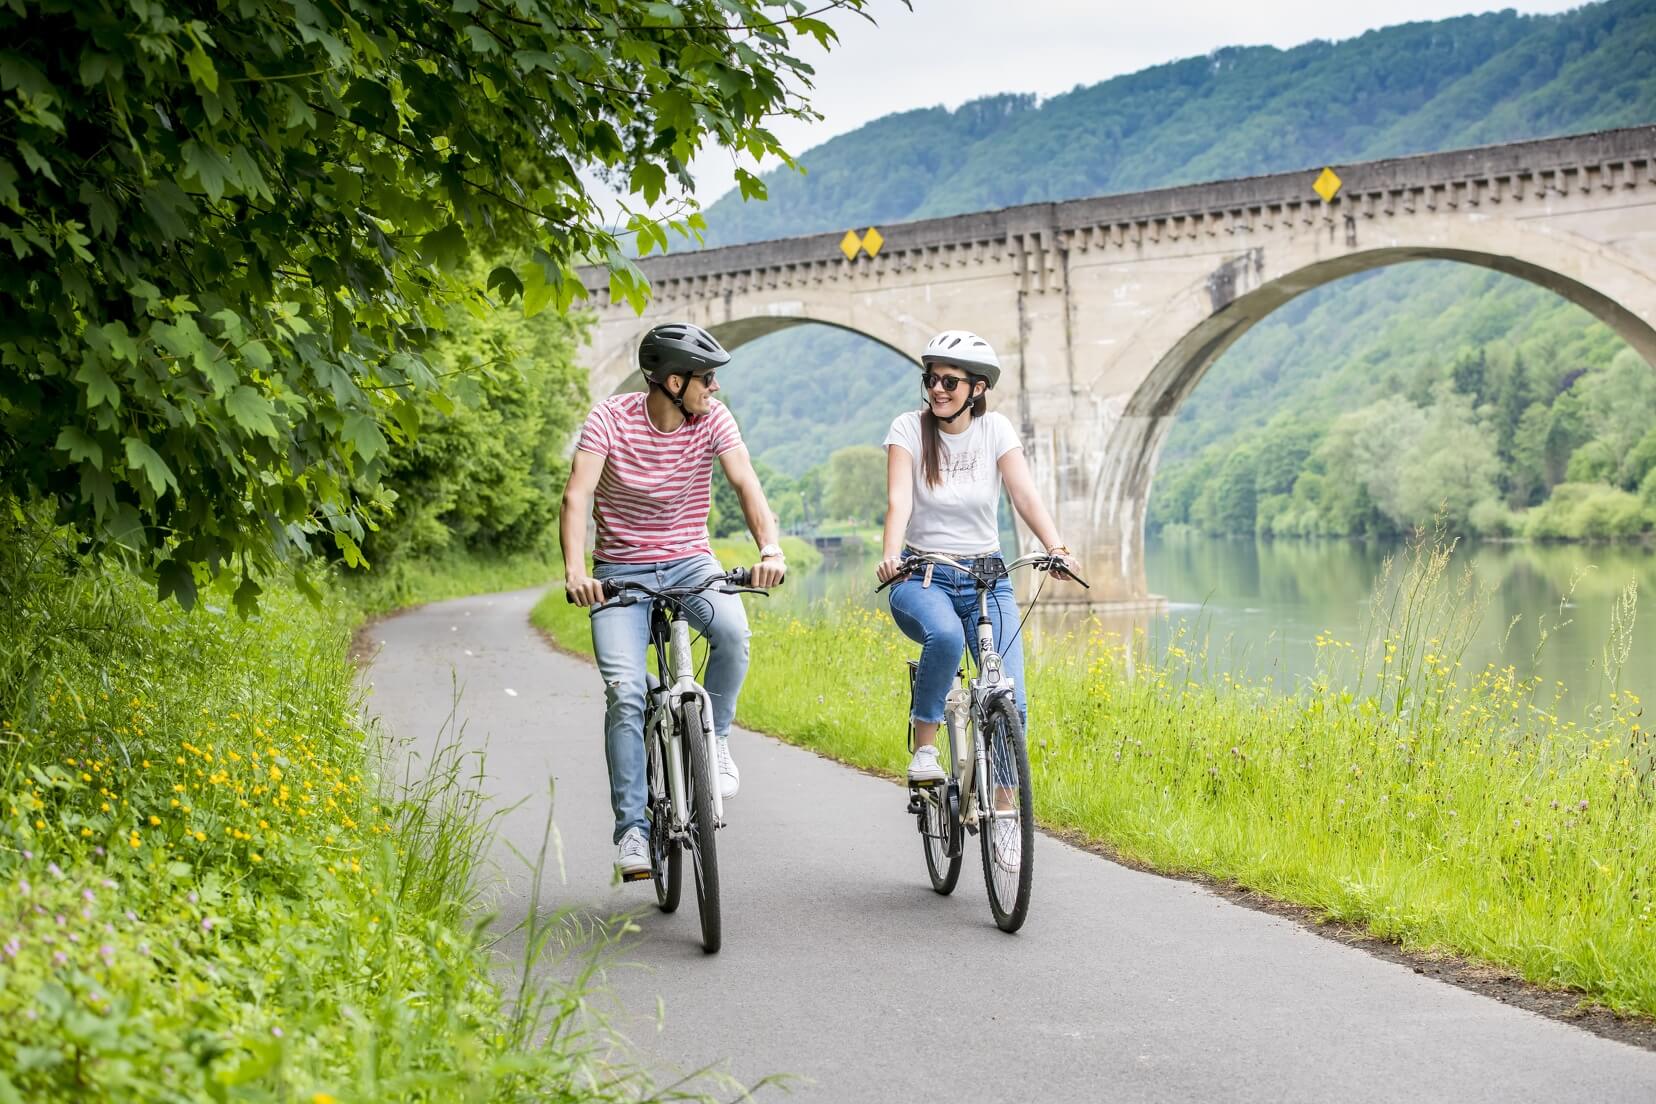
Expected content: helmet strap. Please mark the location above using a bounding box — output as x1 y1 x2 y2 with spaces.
655 375 697 421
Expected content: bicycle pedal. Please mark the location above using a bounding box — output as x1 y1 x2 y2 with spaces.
906 795 923 814
619 868 653 883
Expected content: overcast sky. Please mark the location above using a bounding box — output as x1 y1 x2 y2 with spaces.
662 0 1589 210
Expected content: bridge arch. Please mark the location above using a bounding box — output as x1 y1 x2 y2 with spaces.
1082 216 1656 601
587 298 926 399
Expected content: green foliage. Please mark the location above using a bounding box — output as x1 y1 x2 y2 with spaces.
823 445 886 524
0 0 872 608
1524 482 1654 540
0 515 688 1101
364 283 587 567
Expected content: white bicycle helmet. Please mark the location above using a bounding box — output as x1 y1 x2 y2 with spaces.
921 330 1001 388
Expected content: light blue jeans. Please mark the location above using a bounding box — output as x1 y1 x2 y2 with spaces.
887 555 1028 727
591 554 749 843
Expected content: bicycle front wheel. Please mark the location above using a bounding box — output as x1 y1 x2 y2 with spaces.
979 697 1033 932
681 704 721 953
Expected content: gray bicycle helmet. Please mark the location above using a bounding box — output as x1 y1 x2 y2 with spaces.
638 322 730 385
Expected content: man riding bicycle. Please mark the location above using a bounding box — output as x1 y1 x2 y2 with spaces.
561 322 786 878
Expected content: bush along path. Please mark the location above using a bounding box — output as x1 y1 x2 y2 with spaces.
0 522 682 1102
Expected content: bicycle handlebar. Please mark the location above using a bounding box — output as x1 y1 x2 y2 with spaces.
873 551 1090 593
572 567 781 612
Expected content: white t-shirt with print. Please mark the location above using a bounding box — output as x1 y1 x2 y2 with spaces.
883 410 1022 556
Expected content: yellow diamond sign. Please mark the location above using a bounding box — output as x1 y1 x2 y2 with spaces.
1313 167 1342 203
862 226 884 257
840 229 863 260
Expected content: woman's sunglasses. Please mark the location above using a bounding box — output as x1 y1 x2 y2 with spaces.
922 371 970 394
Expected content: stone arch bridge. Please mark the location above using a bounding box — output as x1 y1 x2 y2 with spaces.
578 126 1656 604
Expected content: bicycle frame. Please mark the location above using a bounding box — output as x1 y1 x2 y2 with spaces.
893 552 1085 830
646 610 722 830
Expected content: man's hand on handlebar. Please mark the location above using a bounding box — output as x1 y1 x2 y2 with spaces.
750 558 786 589
564 573 607 607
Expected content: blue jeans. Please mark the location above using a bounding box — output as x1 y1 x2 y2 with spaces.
887 556 1027 727
591 554 750 843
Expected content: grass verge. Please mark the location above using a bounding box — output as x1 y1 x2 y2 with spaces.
0 519 698 1101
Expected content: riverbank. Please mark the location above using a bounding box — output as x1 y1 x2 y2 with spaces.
534 536 1656 1019
0 524 684 1101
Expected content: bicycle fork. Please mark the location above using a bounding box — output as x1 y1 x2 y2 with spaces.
665 618 723 828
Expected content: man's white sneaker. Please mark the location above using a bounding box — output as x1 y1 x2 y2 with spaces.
907 744 945 783
716 736 740 799
992 817 1022 871
615 827 650 878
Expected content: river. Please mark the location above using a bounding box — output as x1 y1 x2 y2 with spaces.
773 535 1653 717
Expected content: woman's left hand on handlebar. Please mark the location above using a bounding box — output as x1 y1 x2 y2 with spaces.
875 555 906 584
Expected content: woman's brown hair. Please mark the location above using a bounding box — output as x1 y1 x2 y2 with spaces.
920 378 988 488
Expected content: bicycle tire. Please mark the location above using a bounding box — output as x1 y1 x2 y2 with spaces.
979 697 1034 933
919 781 962 894
682 704 721 953
646 728 682 912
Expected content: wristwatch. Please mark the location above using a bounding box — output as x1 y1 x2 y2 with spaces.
759 543 785 561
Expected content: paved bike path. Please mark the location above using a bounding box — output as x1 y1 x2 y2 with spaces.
361 588 1656 1103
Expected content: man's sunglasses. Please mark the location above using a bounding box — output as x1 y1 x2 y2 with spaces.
689 370 716 386
922 371 970 393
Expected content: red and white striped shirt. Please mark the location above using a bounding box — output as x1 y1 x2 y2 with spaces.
575 392 744 563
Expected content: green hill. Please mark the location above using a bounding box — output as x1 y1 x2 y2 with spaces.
703 0 1656 538
702 0 1656 245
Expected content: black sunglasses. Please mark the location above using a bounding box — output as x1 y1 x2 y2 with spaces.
689 370 716 387
922 371 970 393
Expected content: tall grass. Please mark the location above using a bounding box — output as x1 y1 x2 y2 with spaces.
537 531 1656 1016
0 515 712 1101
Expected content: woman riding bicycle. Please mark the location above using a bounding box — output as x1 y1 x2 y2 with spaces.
875 330 1080 806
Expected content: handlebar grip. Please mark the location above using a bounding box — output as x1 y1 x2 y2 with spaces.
727 567 751 587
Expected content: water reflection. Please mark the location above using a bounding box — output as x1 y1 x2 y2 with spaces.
774 535 1653 717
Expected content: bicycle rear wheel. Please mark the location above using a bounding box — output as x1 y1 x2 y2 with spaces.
919 781 962 894
681 704 721 953
644 729 682 911
978 697 1033 933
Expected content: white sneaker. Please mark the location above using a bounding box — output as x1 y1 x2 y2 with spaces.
716 736 740 799
907 744 945 783
992 817 1022 871
615 827 650 878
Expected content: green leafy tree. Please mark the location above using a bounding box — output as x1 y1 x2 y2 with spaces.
365 280 587 565
1507 402 1552 507
0 0 876 609
1394 385 1501 531
823 444 885 524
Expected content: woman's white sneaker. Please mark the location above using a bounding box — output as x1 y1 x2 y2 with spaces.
907 744 945 783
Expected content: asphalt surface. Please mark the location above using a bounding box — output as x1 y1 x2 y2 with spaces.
361 587 1656 1103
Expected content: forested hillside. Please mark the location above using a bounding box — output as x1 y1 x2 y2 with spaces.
701 0 1656 245
707 0 1656 539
